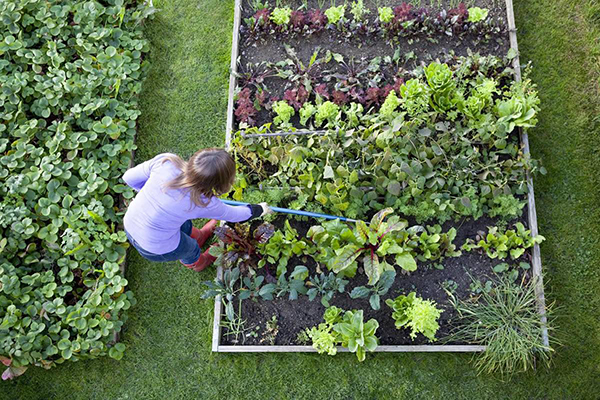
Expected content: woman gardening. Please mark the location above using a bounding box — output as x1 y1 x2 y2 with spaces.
122 149 271 271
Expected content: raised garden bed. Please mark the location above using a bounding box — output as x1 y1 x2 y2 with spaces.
206 0 549 365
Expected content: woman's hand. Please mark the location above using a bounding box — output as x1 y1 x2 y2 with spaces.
258 202 273 216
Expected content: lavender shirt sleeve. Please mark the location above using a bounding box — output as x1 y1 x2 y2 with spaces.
122 154 169 192
198 197 254 222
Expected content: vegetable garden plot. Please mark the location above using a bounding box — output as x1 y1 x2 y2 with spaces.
205 0 550 368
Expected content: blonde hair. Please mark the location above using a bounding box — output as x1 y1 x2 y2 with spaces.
162 148 236 207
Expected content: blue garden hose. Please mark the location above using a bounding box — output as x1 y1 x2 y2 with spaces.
221 199 358 223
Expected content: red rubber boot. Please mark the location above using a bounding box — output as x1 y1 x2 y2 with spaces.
190 219 218 248
181 247 217 272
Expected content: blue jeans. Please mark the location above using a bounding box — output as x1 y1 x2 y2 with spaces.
125 220 201 264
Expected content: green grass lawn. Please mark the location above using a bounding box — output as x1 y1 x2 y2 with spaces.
4 0 600 398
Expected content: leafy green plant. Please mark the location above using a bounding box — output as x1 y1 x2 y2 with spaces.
324 5 346 25
378 7 394 23
241 275 276 301
467 7 489 23
306 272 348 307
270 7 292 25
399 79 431 123
350 0 370 22
201 267 243 322
256 220 311 276
461 223 545 259
379 90 402 120
272 100 295 127
386 292 443 341
446 276 554 376
274 265 309 300
326 208 418 283
299 102 317 126
415 226 461 261
210 223 276 271
307 307 379 361
350 270 396 310
314 101 340 127
0 0 153 377
496 78 540 133
424 62 457 115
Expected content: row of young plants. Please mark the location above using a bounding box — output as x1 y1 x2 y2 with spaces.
235 50 517 126
231 55 542 223
243 1 504 42
0 0 154 379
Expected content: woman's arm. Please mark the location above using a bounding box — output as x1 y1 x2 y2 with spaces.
122 154 169 191
200 199 266 222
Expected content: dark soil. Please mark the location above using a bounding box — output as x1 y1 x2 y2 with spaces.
221 214 533 346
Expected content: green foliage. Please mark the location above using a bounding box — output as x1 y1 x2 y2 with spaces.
496 77 540 133
461 222 545 259
211 223 276 271
378 7 394 24
350 0 370 22
274 265 309 300
299 102 317 126
386 292 442 341
272 100 295 127
256 221 312 276
350 270 396 310
399 79 431 123
379 90 402 120
270 7 292 25
324 5 346 25
308 307 379 362
446 276 554 376
467 7 489 23
314 101 340 127
306 272 348 307
0 0 152 376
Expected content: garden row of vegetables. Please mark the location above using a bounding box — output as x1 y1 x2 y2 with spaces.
203 0 552 375
0 0 154 379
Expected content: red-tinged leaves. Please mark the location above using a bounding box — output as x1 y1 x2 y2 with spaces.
365 87 381 106
254 222 275 244
448 3 468 24
332 245 362 273
2 366 27 380
370 207 394 234
0 357 11 367
315 83 330 99
283 86 309 110
349 87 365 104
364 251 381 285
307 9 327 30
256 90 270 107
290 10 306 30
393 3 414 23
355 220 370 244
254 9 271 26
214 225 236 244
332 90 349 106
235 88 257 124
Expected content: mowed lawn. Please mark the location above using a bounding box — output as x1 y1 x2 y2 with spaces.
3 0 600 399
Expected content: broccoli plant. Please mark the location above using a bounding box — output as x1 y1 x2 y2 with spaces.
210 223 275 272
386 292 442 342
349 270 396 310
306 272 348 307
274 265 309 300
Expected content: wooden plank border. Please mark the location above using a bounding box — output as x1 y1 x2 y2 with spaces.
504 0 550 347
212 0 546 352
